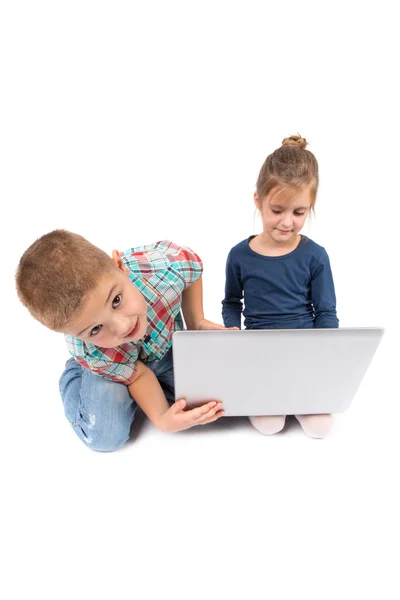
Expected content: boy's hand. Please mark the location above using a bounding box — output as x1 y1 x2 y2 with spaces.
156 399 224 433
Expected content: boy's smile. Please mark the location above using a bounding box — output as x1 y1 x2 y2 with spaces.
122 319 141 340
63 251 147 348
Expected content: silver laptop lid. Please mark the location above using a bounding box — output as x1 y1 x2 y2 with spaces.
172 328 384 416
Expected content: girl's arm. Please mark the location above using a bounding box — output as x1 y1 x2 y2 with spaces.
222 251 243 329
311 249 339 328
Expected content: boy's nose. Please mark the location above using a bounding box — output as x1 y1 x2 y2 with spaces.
111 317 132 337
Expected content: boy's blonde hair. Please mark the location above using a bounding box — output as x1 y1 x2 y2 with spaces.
256 134 319 207
16 230 115 330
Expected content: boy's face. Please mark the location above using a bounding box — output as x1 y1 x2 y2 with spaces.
63 251 147 348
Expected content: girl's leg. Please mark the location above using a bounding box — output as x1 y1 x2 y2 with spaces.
249 415 286 435
59 359 138 452
295 414 333 438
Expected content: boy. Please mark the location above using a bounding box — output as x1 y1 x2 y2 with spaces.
16 230 225 451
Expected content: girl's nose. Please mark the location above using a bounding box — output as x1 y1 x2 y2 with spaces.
281 215 292 227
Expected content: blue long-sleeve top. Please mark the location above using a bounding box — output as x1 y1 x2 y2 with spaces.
222 235 339 329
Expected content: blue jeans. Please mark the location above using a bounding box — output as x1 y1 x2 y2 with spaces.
59 347 175 452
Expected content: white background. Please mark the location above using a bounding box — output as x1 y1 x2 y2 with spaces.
1 1 399 598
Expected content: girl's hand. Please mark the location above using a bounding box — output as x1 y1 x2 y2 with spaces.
192 318 226 330
191 319 241 330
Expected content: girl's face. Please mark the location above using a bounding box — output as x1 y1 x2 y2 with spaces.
255 186 313 245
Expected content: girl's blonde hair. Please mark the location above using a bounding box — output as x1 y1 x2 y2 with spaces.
256 134 319 207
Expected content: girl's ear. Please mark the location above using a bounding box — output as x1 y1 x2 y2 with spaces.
111 250 128 273
254 192 261 211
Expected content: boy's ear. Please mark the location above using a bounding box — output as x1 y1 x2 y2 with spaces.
254 192 261 210
111 250 128 273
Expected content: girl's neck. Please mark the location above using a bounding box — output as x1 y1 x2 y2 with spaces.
250 233 301 257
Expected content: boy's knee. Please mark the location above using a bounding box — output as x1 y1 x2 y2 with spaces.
74 402 133 452
85 435 130 452
76 423 131 452
60 359 136 451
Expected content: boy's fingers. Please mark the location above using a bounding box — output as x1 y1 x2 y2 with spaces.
195 404 223 423
172 399 186 413
199 411 225 425
188 402 220 421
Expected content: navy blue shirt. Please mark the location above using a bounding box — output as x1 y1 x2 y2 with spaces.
222 235 339 329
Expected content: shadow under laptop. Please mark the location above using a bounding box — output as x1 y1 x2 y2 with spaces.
121 411 341 450
125 410 252 444
124 408 310 447
168 414 302 436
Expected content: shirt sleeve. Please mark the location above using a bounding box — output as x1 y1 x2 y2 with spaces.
222 249 243 328
310 248 339 328
160 240 203 290
65 336 140 384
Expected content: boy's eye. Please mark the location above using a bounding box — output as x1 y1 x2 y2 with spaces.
90 325 102 337
112 294 122 309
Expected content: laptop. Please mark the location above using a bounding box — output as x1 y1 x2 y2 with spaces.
172 328 384 415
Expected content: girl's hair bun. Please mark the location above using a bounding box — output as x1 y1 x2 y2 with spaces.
281 134 307 149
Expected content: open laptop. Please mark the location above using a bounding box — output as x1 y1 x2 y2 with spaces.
172 328 384 415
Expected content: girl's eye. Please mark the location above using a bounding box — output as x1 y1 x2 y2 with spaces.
90 325 102 337
294 212 305 216
112 294 122 309
271 209 282 214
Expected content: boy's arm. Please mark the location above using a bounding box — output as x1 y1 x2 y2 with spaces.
128 360 224 432
181 277 225 330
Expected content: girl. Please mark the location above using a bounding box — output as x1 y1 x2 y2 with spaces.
222 135 338 438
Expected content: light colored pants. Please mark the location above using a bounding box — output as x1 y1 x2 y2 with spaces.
249 414 333 438
59 348 174 452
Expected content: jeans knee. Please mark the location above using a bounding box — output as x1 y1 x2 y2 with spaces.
87 435 130 452
76 422 131 452
59 359 136 451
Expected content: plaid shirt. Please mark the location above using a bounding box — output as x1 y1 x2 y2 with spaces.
65 240 203 384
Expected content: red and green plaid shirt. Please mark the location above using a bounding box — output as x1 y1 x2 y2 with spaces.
65 240 202 384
